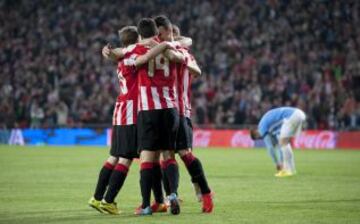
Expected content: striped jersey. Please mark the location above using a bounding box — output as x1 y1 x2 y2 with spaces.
133 44 178 111
176 47 194 118
112 44 138 126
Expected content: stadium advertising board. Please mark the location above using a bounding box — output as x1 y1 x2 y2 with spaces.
6 129 107 146
292 130 337 149
336 132 360 150
192 130 254 148
3 129 360 149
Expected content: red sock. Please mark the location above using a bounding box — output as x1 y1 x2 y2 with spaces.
181 153 196 167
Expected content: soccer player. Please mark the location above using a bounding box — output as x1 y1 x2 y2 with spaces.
172 24 214 213
151 15 182 212
88 26 175 214
154 17 214 213
250 107 306 177
133 18 185 216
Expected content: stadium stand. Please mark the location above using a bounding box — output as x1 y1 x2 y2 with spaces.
0 0 359 129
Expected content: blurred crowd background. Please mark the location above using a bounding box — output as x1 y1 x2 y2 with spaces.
1 0 359 130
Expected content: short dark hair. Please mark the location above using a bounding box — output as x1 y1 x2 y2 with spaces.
118 26 138 46
154 15 172 29
137 18 158 38
250 128 260 140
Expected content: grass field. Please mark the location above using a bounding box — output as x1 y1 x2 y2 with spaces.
0 146 360 224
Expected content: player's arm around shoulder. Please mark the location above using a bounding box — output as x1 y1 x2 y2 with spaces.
163 41 185 63
187 57 201 77
102 44 125 61
134 41 174 67
175 38 200 77
175 36 193 48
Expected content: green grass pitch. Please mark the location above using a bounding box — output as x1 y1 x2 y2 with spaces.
0 145 360 224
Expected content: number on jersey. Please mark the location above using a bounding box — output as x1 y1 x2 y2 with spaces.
148 55 169 77
117 70 128 94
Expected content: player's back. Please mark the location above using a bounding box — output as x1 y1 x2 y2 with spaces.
258 107 297 136
176 46 193 118
116 44 139 102
134 44 178 111
113 44 138 126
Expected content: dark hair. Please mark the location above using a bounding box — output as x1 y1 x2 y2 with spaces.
250 128 260 140
118 26 138 46
137 18 158 38
154 15 172 29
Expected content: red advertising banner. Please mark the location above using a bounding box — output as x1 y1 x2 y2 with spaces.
193 129 254 148
292 130 337 149
336 131 360 149
193 129 359 149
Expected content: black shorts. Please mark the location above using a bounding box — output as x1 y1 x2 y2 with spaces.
110 125 139 159
137 108 179 151
176 116 193 151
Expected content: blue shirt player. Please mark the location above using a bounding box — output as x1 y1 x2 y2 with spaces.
250 107 306 177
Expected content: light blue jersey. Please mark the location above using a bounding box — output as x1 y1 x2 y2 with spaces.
258 107 297 138
258 107 297 167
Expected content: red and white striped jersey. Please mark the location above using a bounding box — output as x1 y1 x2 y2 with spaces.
112 44 138 126
133 44 179 111
177 47 195 118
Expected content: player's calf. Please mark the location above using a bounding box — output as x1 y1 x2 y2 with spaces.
92 156 118 202
103 160 131 204
138 151 158 213
179 150 214 213
152 161 165 206
180 151 211 195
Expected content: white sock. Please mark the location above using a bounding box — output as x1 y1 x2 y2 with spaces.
280 144 296 173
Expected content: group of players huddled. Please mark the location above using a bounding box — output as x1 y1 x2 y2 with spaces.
88 15 213 216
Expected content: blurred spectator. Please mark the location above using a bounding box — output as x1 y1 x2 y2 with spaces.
30 101 44 128
56 101 69 127
0 0 359 130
